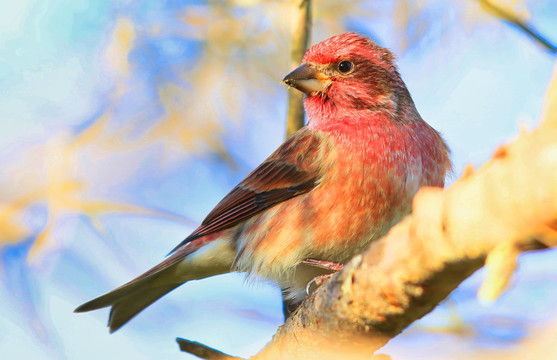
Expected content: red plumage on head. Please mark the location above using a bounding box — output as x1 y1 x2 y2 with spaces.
301 33 417 131
303 33 395 70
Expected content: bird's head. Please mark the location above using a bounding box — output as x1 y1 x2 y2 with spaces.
283 33 408 127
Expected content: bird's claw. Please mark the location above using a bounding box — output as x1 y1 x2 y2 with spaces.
305 273 335 295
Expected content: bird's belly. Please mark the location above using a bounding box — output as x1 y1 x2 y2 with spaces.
302 172 413 262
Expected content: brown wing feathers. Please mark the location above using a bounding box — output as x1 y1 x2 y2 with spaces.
74 129 324 331
169 129 323 254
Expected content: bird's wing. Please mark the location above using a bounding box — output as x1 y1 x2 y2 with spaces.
169 127 324 253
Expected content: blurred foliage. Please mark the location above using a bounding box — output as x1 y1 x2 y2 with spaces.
3 0 546 261
2 0 548 260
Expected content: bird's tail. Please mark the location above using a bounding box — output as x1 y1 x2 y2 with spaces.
75 238 236 332
75 273 183 333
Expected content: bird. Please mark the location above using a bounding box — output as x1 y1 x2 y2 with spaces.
75 32 451 332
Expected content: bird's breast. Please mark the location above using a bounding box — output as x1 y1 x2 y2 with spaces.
302 129 422 261
234 121 448 293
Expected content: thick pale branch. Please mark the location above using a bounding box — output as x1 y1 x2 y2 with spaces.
250 123 557 359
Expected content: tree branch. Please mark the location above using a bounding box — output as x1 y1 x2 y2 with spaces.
177 338 244 360
479 0 557 54
286 0 312 138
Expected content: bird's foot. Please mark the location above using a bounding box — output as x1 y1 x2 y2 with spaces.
302 258 344 271
303 259 344 294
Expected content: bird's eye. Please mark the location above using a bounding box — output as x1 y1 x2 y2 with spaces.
337 60 354 74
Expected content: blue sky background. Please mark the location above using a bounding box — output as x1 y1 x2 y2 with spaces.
1 1 556 359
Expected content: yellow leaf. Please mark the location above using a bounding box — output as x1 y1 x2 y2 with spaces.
478 241 519 303
0 205 31 245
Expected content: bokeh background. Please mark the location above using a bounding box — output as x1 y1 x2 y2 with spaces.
1 0 556 359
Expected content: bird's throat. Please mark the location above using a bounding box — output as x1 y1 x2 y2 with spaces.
304 94 395 132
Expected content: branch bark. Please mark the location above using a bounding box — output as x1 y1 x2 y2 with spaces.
286 0 312 138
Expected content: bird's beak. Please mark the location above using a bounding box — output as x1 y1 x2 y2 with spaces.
282 63 329 95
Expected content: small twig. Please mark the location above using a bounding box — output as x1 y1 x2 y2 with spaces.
479 0 557 54
176 338 245 360
286 0 312 137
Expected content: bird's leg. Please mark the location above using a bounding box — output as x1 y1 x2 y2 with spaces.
281 291 303 321
283 259 344 318
302 258 344 271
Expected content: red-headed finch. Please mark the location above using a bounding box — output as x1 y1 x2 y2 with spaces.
75 33 451 332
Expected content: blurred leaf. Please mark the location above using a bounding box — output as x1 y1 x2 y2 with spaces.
0 204 31 245
105 17 136 81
